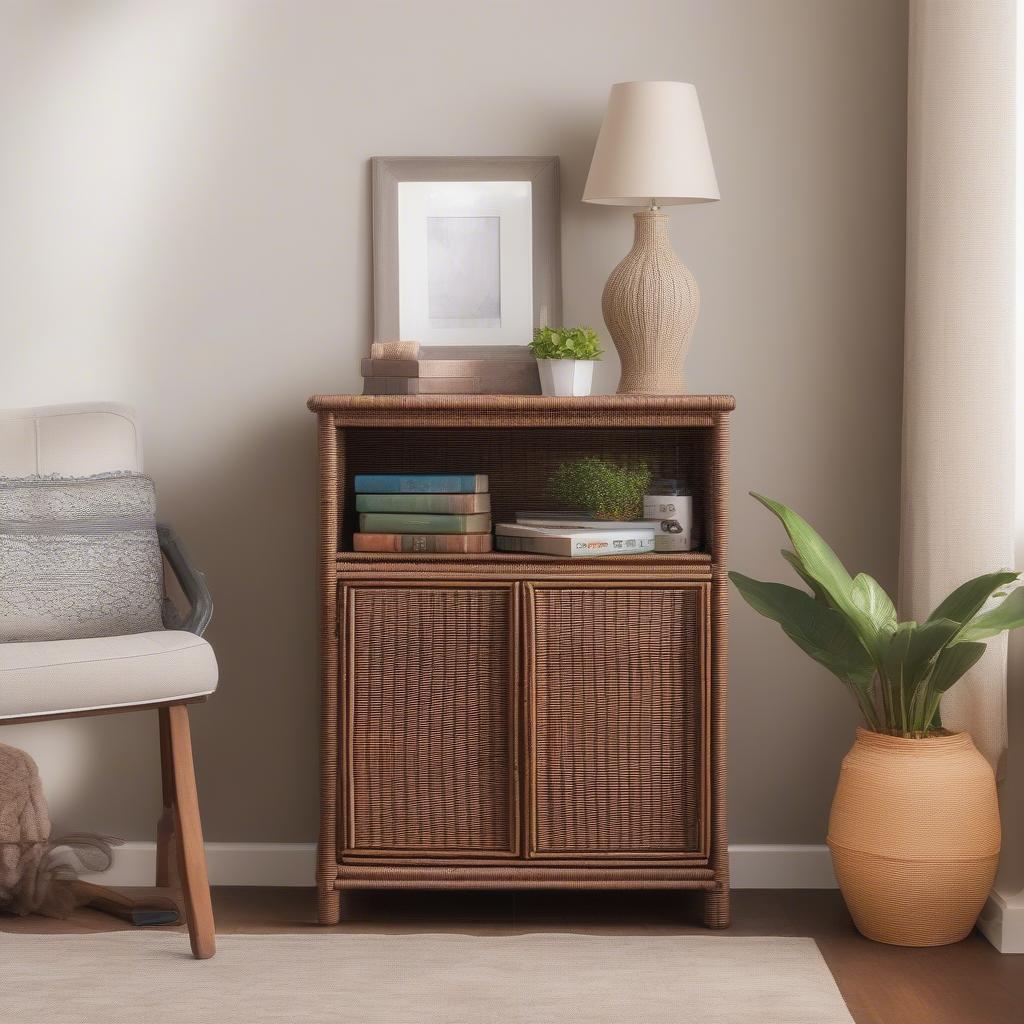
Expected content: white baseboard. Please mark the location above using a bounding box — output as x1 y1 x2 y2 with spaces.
977 889 1024 953
84 842 837 890
728 844 836 889
83 842 318 887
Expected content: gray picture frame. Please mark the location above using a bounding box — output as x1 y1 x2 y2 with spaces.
371 156 562 344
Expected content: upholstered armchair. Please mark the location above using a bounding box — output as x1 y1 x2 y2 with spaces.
0 403 218 959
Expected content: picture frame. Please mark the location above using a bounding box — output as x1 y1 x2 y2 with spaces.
371 156 562 345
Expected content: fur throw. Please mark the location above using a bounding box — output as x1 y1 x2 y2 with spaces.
0 742 116 917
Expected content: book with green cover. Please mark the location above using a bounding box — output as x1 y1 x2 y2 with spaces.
356 493 491 514
358 512 492 534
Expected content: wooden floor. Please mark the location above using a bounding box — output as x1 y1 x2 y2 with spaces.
3 887 1022 1023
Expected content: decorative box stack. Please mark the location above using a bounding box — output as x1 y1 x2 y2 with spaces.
361 343 540 395
353 474 493 553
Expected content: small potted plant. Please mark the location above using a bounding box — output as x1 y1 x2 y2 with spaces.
529 326 603 397
549 457 650 520
731 493 1024 947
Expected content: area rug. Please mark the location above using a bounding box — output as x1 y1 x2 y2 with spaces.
0 932 854 1024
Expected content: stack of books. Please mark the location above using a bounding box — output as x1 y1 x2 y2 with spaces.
353 474 493 553
495 512 657 557
361 343 541 395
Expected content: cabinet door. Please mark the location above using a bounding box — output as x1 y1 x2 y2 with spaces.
342 582 518 858
525 582 709 859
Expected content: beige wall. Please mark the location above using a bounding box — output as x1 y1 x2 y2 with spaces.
0 0 908 846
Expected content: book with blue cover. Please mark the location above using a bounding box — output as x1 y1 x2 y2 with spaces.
354 473 488 494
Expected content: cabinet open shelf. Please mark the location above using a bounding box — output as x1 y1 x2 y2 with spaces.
335 423 717 553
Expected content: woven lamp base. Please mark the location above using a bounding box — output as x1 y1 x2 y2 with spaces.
601 211 699 395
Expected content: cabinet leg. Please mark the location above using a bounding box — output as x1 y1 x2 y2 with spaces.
703 884 730 929
318 885 341 925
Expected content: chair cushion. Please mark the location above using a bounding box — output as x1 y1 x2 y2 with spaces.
0 472 164 642
0 631 218 719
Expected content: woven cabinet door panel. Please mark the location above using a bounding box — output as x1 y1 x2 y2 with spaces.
527 584 708 857
344 584 517 856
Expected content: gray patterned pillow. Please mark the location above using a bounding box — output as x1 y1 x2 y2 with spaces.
0 473 164 642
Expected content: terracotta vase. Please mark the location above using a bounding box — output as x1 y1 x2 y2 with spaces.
827 728 1000 947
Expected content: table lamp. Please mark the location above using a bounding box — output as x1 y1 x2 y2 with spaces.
583 81 719 394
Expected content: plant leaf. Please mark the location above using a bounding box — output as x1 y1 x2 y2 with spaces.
780 622 876 693
729 572 875 687
751 494 854 605
915 642 986 736
851 573 897 640
882 621 914 728
960 587 1024 642
879 619 962 732
929 641 986 693
781 549 832 604
882 621 914 682
902 619 963 731
751 493 880 658
729 571 810 624
926 571 1019 626
905 618 961 681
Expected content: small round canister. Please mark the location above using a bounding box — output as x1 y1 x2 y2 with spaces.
643 478 696 551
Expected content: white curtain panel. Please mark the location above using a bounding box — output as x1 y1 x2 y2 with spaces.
901 0 1016 768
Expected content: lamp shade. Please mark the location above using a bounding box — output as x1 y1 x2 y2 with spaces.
583 81 719 206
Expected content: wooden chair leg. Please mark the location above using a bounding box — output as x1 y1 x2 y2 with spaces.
166 704 216 959
156 708 176 888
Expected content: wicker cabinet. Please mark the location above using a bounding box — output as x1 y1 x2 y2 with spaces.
309 395 733 927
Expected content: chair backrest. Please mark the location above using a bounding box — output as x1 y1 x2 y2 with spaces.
0 403 142 477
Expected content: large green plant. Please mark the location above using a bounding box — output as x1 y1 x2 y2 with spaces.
730 493 1024 737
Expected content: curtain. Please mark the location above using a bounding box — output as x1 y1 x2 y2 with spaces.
901 0 1016 769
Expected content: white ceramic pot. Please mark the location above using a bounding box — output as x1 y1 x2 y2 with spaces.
537 359 595 397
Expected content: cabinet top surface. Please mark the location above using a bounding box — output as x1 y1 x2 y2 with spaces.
308 394 736 414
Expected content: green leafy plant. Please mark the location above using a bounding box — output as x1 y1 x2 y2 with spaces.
548 457 650 520
730 493 1024 737
529 326 603 361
